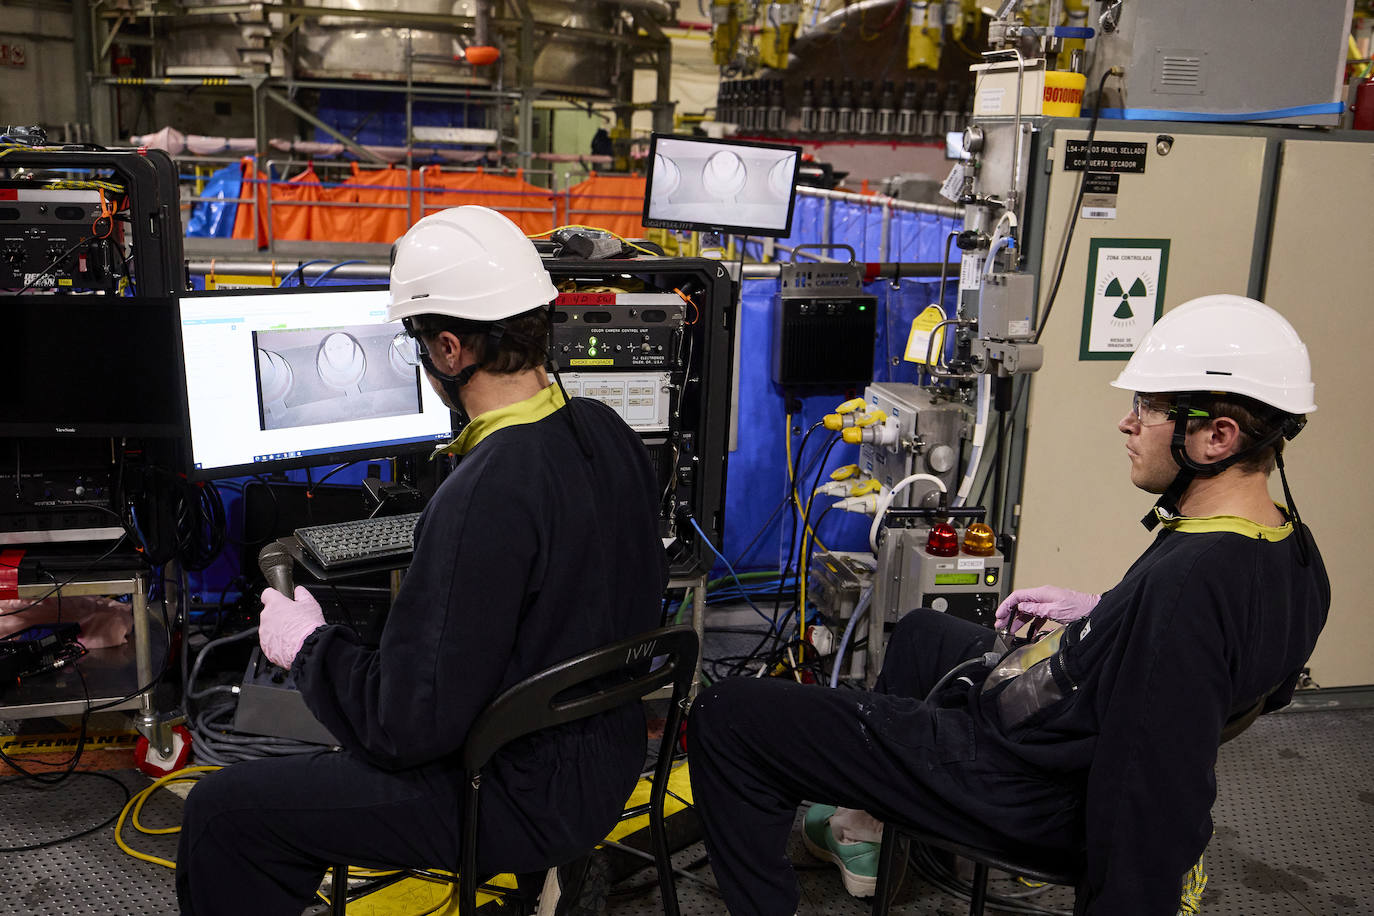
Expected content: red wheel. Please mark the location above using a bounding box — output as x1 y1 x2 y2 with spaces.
134 724 193 777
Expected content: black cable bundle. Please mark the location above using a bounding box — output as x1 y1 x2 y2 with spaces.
117 452 226 570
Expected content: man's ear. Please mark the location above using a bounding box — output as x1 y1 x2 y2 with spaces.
430 330 464 373
1205 416 1245 460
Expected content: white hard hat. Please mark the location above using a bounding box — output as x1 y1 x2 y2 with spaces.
1110 294 1316 415
388 205 558 324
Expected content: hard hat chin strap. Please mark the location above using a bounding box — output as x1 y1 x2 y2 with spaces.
1140 395 1310 565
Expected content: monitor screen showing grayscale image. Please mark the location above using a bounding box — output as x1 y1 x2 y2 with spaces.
251 324 423 432
179 286 453 479
641 133 801 238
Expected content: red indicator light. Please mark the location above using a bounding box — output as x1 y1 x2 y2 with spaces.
926 522 959 557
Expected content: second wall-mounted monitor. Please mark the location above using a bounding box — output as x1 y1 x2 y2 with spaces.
642 133 801 238
179 286 454 479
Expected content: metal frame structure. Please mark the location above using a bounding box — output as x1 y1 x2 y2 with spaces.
79 1 677 170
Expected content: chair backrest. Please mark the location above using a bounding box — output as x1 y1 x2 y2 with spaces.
456 625 698 916
461 624 699 775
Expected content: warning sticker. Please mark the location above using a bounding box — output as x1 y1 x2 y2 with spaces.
1082 172 1120 195
1063 140 1148 173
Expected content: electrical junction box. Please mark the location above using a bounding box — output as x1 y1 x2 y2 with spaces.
808 550 876 684
1085 0 1352 125
859 383 972 507
772 259 877 388
869 525 1006 684
550 293 685 371
980 271 1037 341
0 187 125 292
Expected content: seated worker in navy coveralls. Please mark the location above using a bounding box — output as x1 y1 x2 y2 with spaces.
687 295 1329 916
176 206 668 916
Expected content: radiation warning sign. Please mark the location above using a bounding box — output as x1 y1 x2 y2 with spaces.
1079 238 1170 361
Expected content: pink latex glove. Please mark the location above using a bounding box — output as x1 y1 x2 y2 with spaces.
995 585 1100 631
259 586 326 669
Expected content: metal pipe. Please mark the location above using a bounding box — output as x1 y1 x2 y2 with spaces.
73 0 94 131
878 199 891 262
184 259 950 282
263 87 387 164
798 185 962 219
474 0 491 48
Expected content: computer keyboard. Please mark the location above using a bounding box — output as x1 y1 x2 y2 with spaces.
295 512 422 571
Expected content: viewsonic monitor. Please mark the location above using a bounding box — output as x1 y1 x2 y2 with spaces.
642 133 802 238
0 295 186 438
178 286 453 479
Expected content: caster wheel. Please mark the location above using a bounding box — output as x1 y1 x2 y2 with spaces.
135 724 193 777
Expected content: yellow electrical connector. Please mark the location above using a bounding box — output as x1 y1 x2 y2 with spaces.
853 408 887 429
949 0 978 42
907 0 942 70
757 0 801 70
1058 0 1090 70
823 398 873 430
829 463 862 481
710 0 743 66
835 397 867 414
851 478 883 496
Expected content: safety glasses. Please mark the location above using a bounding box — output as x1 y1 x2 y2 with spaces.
391 330 425 368
1131 393 1211 427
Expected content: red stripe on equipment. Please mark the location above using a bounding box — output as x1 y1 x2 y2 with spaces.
555 293 617 305
0 548 25 599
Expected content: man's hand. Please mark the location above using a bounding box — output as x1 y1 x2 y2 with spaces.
259 586 326 669
995 585 1100 631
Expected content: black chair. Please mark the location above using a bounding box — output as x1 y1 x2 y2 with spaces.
870 696 1270 916
329 625 699 916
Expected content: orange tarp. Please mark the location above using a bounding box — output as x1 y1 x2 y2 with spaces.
231 158 268 247
347 164 412 245
270 165 321 242
311 166 357 243
418 167 558 235
563 174 647 239
560 171 645 236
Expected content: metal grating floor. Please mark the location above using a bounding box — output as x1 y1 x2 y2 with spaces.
1 707 1372 916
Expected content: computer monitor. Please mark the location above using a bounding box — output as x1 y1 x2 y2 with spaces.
641 133 802 238
178 286 454 479
0 295 186 438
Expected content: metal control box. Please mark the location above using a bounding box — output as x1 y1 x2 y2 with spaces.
0 188 125 292
809 550 877 684
859 383 971 508
1085 0 1352 125
551 293 685 370
869 526 1006 684
772 258 877 388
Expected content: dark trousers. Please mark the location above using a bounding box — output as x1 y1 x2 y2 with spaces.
176 750 465 916
687 609 1082 916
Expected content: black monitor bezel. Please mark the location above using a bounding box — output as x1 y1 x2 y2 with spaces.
641 133 803 239
0 294 190 439
178 284 455 481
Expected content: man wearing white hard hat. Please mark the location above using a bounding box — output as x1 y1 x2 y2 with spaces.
686 295 1328 916
177 207 668 915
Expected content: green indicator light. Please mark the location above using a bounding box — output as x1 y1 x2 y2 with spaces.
588 347 598 357
589 336 598 344
858 305 867 312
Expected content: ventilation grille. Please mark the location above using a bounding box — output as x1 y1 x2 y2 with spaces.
1154 49 1206 95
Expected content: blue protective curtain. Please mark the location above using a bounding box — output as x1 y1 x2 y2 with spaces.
186 162 244 239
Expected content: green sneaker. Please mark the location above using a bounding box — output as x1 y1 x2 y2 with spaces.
801 804 879 898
